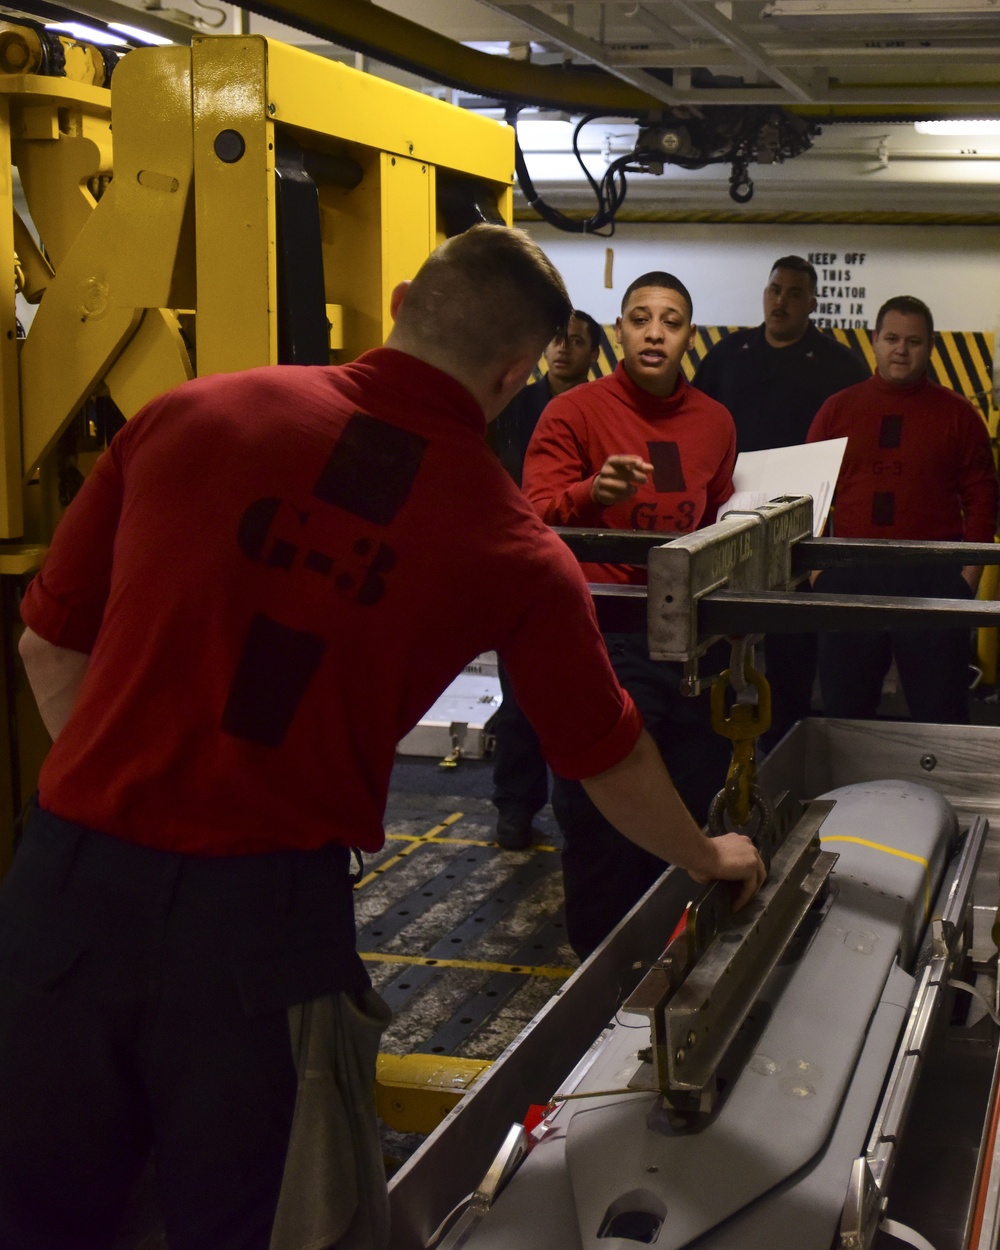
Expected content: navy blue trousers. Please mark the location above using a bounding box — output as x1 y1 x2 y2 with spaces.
553 635 731 960
0 803 366 1250
815 565 973 724
491 662 549 824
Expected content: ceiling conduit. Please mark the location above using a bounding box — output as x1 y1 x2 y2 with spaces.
235 0 668 113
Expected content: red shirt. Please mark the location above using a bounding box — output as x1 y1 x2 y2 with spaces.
522 365 736 584
807 373 997 542
22 350 641 856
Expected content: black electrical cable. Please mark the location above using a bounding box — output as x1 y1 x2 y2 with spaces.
512 126 589 233
510 106 813 234
509 107 642 235
573 112 607 202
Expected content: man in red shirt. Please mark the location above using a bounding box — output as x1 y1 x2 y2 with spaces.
2 229 763 1250
807 295 997 722
523 272 737 958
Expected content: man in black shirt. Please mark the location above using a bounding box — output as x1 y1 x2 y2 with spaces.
488 309 600 849
489 309 601 484
694 256 868 449
694 256 869 743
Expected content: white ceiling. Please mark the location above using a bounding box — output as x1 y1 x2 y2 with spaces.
368 0 1000 109
8 0 1000 215
22 0 1000 108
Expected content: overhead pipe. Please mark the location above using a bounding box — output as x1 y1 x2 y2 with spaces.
237 0 667 113
240 1 1000 119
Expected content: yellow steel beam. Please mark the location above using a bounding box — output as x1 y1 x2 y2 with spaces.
12 76 122 480
18 45 201 475
12 210 52 302
376 1053 491 1135
104 310 193 419
0 96 20 536
318 139 385 363
0 72 109 110
267 37 511 358
379 152 434 341
87 46 196 417
0 546 45 575
108 46 195 314
12 93 112 270
265 39 513 185
979 560 999 686
13 34 516 503
18 199 143 476
191 36 277 374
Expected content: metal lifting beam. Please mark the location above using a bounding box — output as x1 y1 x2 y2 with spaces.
554 527 1000 573
556 497 1000 661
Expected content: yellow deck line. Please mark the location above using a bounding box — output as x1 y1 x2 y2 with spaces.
384 832 559 852
822 835 930 917
360 950 574 979
355 812 464 888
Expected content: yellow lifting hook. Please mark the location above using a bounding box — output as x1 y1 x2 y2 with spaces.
710 661 772 831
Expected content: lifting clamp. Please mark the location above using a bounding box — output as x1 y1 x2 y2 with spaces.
707 638 775 859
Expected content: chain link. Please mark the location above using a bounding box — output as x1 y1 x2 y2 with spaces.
709 639 773 833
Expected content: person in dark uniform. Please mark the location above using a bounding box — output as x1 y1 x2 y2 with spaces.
489 309 601 485
693 256 869 451
693 255 870 745
489 309 601 850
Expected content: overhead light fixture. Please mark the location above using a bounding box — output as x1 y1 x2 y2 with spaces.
45 21 128 46
107 22 173 46
463 41 513 57
513 119 574 151
915 119 1000 135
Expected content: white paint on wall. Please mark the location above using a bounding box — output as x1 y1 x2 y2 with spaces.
525 221 1000 335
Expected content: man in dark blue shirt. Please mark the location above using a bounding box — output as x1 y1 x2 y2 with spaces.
694 256 869 744
488 309 600 849
694 256 868 450
489 309 601 485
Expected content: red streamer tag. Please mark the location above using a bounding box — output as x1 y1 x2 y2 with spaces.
523 1103 551 1134
668 903 692 947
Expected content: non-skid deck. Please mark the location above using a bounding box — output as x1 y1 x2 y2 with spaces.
371 758 571 1064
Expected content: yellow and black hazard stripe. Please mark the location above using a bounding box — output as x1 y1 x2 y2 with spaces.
932 331 994 424
593 322 619 380
537 325 995 434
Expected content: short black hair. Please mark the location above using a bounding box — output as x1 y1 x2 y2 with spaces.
562 309 601 351
621 271 693 320
875 295 934 339
769 255 818 292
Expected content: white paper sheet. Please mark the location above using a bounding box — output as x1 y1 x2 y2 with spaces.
716 437 848 536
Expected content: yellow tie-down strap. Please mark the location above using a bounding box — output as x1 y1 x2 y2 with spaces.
821 835 931 919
